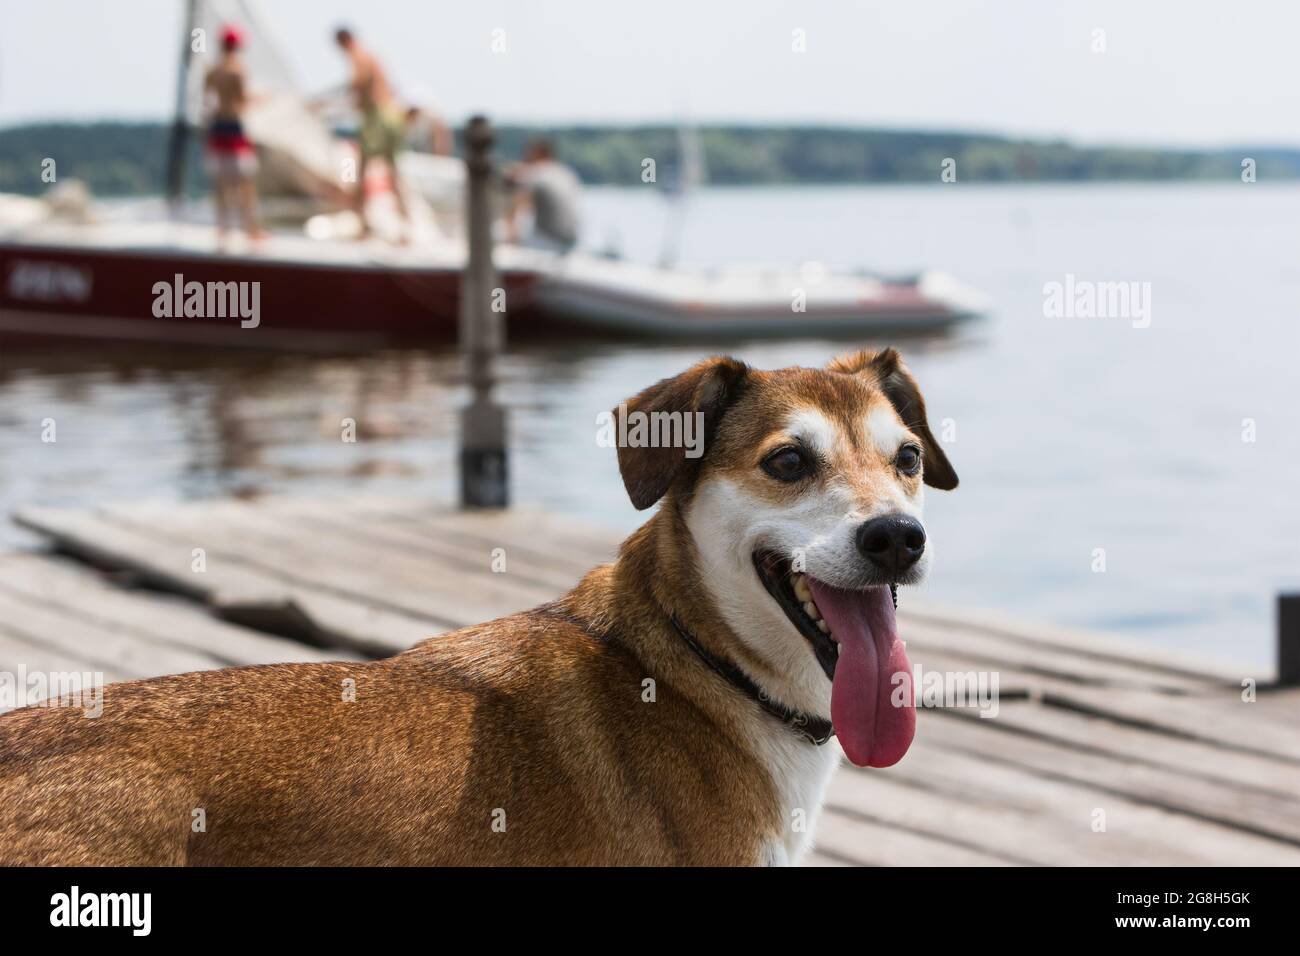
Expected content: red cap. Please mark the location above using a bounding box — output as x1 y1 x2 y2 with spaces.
221 24 245 51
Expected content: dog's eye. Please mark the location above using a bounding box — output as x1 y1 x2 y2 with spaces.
896 443 922 476
762 446 813 482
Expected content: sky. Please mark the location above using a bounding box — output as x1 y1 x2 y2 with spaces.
1 0 1297 147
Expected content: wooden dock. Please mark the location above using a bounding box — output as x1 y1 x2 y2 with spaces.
4 497 1299 866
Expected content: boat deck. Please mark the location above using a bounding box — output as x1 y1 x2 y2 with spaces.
2 217 523 271
5 497 1298 865
2 215 985 343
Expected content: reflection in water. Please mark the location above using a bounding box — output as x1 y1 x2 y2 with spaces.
0 332 966 547
0 345 455 514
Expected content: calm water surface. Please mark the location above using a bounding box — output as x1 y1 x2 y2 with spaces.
2 183 1297 669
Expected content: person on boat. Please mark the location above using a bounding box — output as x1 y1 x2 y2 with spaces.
505 138 581 253
203 24 265 248
334 26 410 240
403 97 453 156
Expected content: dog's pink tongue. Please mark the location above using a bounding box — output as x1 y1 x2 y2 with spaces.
806 580 915 768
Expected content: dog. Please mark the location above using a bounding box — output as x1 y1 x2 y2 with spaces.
0 348 956 866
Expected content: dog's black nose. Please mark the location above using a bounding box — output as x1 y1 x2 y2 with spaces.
856 515 926 579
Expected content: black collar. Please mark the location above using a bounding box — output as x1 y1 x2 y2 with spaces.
668 615 835 747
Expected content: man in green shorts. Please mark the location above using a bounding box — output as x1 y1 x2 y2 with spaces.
335 25 410 240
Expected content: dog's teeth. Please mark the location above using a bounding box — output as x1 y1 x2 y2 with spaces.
792 575 812 602
817 620 830 634
802 600 821 621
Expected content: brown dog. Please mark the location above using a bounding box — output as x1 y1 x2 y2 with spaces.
0 348 956 866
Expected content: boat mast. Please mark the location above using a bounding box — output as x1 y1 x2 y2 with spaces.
165 0 201 210
658 123 706 268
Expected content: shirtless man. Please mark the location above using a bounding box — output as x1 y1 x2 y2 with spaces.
204 25 264 248
334 26 410 238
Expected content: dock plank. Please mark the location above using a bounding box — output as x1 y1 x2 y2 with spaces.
801 851 852 867
391 503 621 564
1243 687 1300 728
0 628 130 703
96 501 560 630
14 505 444 656
14 505 283 604
0 589 223 679
906 605 1246 685
902 617 1224 694
814 807 1021 866
0 553 355 667
939 697 1300 798
271 499 598 594
923 707 1300 845
832 740 1300 865
1042 684 1300 764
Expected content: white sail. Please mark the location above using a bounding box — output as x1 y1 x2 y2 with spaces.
182 0 462 236
185 0 348 206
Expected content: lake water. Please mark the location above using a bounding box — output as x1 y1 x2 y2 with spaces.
3 183 1298 670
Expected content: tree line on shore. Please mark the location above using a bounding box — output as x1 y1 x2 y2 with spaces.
1 120 1295 196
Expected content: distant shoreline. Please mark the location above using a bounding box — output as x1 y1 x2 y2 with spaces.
2 120 1296 197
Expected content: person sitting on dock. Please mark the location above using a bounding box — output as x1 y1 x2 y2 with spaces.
505 138 581 253
203 25 265 248
334 25 410 241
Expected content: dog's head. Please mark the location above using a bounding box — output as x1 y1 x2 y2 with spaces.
614 349 957 767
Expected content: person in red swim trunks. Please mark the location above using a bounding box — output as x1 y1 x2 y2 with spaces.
204 25 265 247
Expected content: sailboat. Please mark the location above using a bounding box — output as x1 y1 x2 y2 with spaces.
0 0 533 348
0 0 987 348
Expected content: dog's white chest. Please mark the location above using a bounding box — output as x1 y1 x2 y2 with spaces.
753 729 841 865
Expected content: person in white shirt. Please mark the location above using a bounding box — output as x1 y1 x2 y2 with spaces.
505 138 581 253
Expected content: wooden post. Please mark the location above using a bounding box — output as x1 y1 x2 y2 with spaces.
458 116 508 508
1278 594 1300 687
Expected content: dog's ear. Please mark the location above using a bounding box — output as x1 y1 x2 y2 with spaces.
614 356 750 510
829 348 958 490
